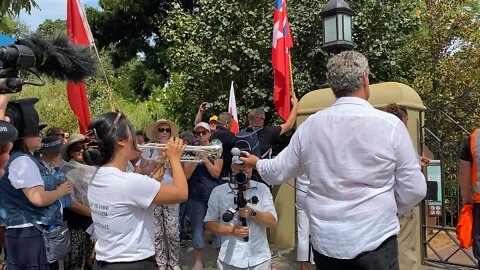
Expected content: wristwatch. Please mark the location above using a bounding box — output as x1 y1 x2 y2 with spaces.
250 210 257 217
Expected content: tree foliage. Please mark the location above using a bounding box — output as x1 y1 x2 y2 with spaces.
0 0 37 16
155 0 421 132
85 0 194 100
399 0 480 222
36 19 66 36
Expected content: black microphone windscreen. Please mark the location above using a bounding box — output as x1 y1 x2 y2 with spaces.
16 34 98 82
222 211 234 222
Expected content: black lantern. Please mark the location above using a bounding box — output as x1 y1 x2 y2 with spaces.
320 0 354 53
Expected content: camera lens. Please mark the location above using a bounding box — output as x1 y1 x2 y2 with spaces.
234 172 247 186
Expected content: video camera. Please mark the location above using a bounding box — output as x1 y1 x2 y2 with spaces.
0 34 97 144
222 172 258 242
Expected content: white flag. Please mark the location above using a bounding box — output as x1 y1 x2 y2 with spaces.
228 81 239 134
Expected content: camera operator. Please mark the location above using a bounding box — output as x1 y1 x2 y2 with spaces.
204 154 277 270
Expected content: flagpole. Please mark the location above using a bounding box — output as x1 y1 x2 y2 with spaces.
92 42 116 111
287 48 296 99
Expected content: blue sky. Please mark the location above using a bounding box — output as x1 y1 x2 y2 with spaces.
18 0 100 31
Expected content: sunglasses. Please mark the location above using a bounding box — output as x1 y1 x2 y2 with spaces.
195 130 209 136
56 133 65 138
70 145 83 153
158 128 171 133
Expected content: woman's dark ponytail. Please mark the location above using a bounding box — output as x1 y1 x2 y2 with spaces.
82 112 134 166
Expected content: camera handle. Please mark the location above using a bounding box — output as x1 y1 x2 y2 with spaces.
236 187 249 242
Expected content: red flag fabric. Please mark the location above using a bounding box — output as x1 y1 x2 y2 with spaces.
67 0 94 134
272 0 293 121
228 81 239 134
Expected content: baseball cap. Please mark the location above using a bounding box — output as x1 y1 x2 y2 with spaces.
209 115 218 122
194 122 211 132
232 156 243 164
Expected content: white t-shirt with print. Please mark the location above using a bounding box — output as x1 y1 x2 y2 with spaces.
88 167 161 262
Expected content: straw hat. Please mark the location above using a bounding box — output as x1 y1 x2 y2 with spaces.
60 134 85 161
144 119 179 141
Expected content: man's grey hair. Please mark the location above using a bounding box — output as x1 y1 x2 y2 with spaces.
326 50 370 98
218 112 233 125
248 108 265 123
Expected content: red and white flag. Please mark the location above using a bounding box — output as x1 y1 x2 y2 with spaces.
228 81 239 134
272 0 293 121
67 0 94 134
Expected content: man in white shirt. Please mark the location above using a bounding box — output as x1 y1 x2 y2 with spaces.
240 50 427 270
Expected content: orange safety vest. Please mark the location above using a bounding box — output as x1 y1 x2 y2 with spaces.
470 129 480 203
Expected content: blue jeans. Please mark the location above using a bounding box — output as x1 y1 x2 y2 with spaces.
179 202 187 238
187 199 221 249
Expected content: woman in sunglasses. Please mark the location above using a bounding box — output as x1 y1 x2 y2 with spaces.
143 119 183 270
83 112 187 270
60 134 96 270
183 122 223 270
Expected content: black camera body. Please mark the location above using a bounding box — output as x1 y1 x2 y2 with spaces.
222 173 259 242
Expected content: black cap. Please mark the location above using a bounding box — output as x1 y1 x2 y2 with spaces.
6 98 45 138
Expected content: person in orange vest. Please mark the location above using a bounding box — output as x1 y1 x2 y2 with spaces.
459 129 480 265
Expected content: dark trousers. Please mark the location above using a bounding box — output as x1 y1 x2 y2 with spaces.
4 227 59 270
472 204 480 269
179 202 187 238
93 257 156 270
313 235 399 270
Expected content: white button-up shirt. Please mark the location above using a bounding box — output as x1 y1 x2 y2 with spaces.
204 181 277 268
257 97 426 259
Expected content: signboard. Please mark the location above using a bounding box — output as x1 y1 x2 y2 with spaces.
426 160 442 216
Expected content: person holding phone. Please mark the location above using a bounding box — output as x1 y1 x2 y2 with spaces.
194 102 218 133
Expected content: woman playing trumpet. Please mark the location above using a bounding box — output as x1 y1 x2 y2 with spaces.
143 119 183 270
83 112 187 270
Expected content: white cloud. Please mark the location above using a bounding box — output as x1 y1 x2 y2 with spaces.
18 0 100 31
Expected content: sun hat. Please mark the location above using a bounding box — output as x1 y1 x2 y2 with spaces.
144 119 179 141
60 134 85 161
37 136 62 154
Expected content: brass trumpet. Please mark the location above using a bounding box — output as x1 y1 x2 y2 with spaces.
140 139 223 166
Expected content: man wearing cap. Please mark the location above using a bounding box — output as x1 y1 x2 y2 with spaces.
195 102 218 133
205 148 277 270
240 51 426 269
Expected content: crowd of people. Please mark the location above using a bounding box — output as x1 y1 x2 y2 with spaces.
0 50 460 270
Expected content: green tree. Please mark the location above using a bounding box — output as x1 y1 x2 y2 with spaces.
155 0 421 132
0 0 38 16
36 19 66 36
85 0 194 100
400 0 480 223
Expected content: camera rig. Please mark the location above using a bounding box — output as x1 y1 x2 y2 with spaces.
222 172 259 242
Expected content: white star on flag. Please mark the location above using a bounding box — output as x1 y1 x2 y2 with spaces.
272 21 284 49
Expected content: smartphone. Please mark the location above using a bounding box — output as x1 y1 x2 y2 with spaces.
205 102 213 109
